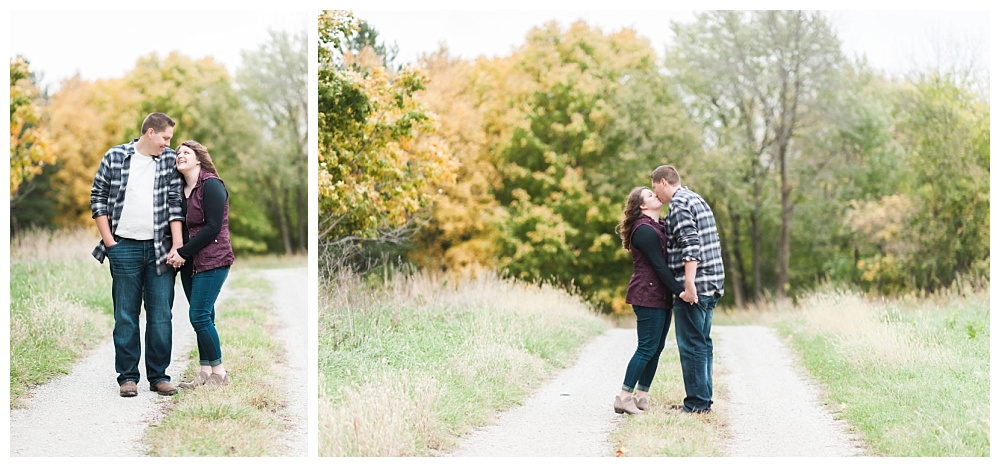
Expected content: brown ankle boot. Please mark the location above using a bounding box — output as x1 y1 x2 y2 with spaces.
207 372 230 386
635 396 649 411
178 371 210 389
614 395 641 415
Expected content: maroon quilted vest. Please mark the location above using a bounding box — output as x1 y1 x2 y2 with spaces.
186 169 234 273
625 215 671 309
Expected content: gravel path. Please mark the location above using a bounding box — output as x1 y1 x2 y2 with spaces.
448 329 634 456
9 267 308 457
449 325 863 457
713 325 862 456
258 267 309 457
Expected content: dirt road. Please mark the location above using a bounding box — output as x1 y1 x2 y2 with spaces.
8 267 308 457
449 325 864 457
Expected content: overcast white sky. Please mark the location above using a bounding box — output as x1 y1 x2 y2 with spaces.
353 9 991 79
8 9 311 91
6 5 991 90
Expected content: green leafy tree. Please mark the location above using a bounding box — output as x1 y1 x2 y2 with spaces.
669 11 847 300
126 52 276 254
347 20 400 70
892 74 989 290
10 56 56 230
483 21 700 313
237 28 309 254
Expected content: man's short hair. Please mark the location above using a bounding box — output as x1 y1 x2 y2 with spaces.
141 112 175 134
651 165 681 186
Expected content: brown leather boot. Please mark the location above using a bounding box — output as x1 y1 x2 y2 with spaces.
614 395 641 415
150 380 178 396
119 381 138 398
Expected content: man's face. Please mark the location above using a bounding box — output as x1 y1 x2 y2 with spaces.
146 127 174 155
651 178 670 203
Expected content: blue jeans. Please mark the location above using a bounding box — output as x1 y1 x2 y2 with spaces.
674 294 718 412
106 238 175 386
622 305 672 393
180 265 229 366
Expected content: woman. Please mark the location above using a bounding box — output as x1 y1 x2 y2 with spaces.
613 186 694 414
167 140 235 388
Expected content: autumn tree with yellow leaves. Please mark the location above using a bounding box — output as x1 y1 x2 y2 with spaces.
9 56 56 219
318 10 458 270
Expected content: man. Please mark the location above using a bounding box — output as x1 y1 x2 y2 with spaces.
650 165 725 414
91 112 184 397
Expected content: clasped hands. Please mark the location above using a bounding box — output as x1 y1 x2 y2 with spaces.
678 288 699 305
166 249 186 269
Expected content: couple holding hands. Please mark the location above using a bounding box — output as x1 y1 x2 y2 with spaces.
90 112 234 397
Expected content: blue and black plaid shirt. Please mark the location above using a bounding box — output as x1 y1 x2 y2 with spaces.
90 138 184 275
663 186 725 297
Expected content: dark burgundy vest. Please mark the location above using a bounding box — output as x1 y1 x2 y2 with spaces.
187 169 234 273
625 215 671 309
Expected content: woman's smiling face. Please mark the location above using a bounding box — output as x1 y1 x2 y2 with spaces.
175 145 199 173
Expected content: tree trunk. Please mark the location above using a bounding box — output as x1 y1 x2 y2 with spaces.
281 189 296 255
268 180 293 256
297 186 307 253
723 212 746 308
776 149 792 299
751 182 764 301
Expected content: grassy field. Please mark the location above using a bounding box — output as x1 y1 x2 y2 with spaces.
145 270 293 456
318 269 612 456
318 264 989 457
9 229 113 406
726 280 990 457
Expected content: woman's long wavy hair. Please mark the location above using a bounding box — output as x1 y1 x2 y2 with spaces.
177 140 219 177
616 186 648 252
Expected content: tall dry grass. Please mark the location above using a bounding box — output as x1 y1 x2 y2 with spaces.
9 228 113 406
318 268 611 456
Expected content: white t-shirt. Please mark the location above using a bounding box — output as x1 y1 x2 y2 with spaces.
114 151 156 240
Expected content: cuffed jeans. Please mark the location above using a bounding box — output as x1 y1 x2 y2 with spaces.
106 238 175 386
674 294 718 412
622 305 672 393
180 265 229 366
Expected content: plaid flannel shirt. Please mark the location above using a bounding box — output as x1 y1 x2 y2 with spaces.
663 186 725 296
90 138 183 275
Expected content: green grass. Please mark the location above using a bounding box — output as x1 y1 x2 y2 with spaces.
145 271 293 456
236 253 307 270
318 269 612 456
9 231 113 407
763 284 990 456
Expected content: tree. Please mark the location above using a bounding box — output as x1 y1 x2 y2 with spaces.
482 21 700 313
237 28 310 254
893 74 989 290
10 56 56 226
318 10 457 270
45 75 138 227
670 11 846 300
409 47 501 273
347 20 400 70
